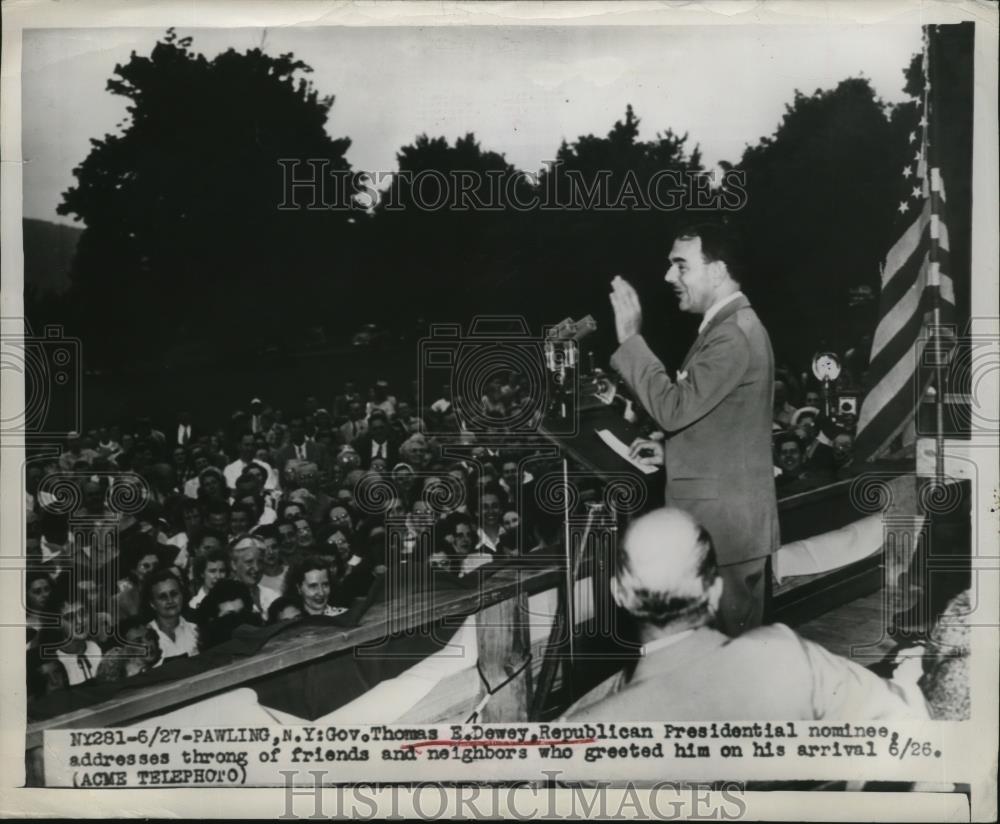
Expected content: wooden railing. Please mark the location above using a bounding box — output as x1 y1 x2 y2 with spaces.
25 468 919 783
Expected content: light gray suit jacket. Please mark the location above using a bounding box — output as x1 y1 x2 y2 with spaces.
564 624 927 721
610 295 779 565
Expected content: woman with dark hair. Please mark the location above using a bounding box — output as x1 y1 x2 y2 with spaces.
25 570 53 649
188 547 230 610
194 578 263 651
282 556 347 617
142 569 198 664
26 648 69 708
195 466 229 507
266 596 304 624
114 535 163 619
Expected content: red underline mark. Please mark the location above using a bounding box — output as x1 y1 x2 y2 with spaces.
401 738 596 751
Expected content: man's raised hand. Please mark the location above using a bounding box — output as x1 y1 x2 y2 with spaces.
609 275 642 344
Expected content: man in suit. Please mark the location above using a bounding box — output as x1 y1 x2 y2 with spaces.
273 416 328 481
565 508 927 721
609 223 778 635
173 410 198 448
352 410 399 469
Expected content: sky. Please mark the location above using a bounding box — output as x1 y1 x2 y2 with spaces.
20 24 923 225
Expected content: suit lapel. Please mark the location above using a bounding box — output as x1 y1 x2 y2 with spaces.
680 295 751 372
680 333 708 372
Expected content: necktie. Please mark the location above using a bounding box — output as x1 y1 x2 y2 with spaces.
77 654 93 681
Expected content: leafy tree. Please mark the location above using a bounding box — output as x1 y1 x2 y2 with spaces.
58 29 354 366
364 132 533 326
734 78 902 365
531 105 705 359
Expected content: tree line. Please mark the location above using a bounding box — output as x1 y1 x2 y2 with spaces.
30 26 971 378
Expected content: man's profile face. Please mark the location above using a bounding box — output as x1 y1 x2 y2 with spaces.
665 236 718 315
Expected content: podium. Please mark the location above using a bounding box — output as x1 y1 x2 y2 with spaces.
537 399 665 508
530 399 662 714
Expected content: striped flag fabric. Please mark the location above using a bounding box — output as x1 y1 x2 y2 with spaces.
854 27 956 463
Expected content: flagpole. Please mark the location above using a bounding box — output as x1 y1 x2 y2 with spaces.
926 26 946 481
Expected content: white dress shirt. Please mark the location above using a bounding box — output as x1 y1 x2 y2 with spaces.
148 617 199 663
56 642 103 685
260 567 288 593
177 424 193 445
698 290 745 334
476 528 500 553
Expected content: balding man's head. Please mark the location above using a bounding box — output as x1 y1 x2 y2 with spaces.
612 508 722 629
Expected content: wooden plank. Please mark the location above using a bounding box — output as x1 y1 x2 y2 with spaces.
474 575 533 722
26 565 562 750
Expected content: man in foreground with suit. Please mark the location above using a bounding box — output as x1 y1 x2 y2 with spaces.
609 223 778 635
565 508 927 721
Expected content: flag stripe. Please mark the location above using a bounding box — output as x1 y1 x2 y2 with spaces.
870 253 929 362
855 25 957 462
874 234 928 336
856 337 925 434
867 269 955 386
866 280 932 382
855 349 936 457
882 202 930 285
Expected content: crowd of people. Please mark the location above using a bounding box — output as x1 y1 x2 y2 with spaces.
768 368 859 494
24 376 573 711
24 363 861 714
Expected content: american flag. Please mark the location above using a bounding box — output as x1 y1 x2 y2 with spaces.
854 26 956 463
